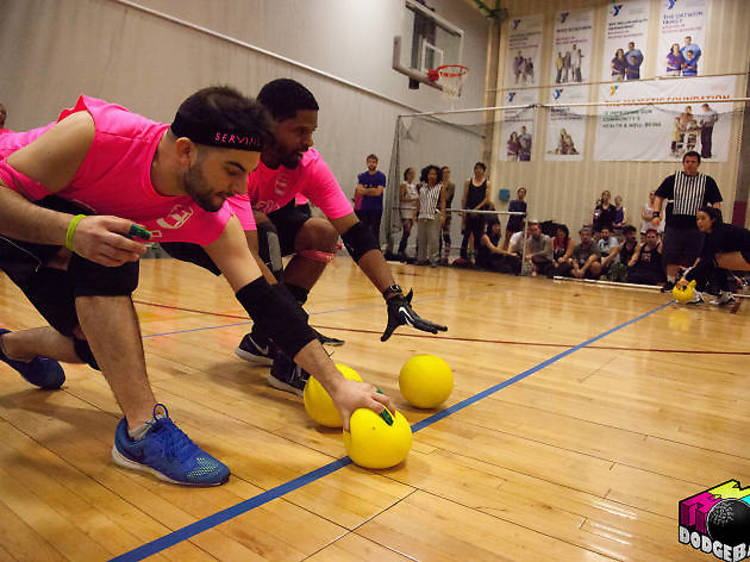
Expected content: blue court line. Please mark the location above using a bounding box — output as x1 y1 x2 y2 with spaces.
110 301 670 562
142 321 251 339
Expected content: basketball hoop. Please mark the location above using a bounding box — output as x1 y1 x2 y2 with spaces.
431 64 469 100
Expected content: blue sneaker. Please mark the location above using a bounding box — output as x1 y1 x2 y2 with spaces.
112 404 230 486
0 329 65 389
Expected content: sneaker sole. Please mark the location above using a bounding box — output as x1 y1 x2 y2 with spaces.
319 338 345 347
267 373 304 398
111 445 228 487
234 346 274 366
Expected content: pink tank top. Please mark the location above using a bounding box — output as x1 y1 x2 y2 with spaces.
1 96 237 245
227 148 352 230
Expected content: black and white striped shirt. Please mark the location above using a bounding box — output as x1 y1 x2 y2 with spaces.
655 171 722 229
417 182 443 220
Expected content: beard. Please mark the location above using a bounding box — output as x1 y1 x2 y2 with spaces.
183 163 223 212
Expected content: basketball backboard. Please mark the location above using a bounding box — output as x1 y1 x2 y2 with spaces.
393 0 464 91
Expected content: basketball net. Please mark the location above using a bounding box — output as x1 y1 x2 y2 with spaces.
431 64 469 106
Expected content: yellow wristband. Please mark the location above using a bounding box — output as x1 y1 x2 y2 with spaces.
65 214 86 251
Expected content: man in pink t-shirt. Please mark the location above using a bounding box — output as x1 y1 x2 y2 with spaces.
0 87 392 486
227 80 447 392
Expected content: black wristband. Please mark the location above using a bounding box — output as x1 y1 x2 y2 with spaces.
236 278 316 358
382 284 403 300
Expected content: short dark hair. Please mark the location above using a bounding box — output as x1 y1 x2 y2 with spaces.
257 79 319 122
420 165 443 184
172 85 273 148
367 154 378 162
474 161 487 171
403 167 414 181
683 150 701 163
623 225 637 234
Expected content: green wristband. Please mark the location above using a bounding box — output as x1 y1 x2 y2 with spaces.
65 214 86 251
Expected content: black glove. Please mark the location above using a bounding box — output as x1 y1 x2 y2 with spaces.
381 289 448 342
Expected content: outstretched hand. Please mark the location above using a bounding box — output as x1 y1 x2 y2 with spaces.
381 289 448 342
330 379 394 432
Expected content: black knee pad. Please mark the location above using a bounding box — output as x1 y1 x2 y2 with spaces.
73 337 100 370
257 221 283 279
68 254 139 298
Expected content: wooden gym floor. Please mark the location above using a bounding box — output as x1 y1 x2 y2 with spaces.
0 256 747 561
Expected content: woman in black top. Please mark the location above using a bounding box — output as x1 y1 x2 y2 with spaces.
460 162 491 262
679 206 750 298
592 190 617 232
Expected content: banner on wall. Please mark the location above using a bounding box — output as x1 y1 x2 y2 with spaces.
601 0 650 82
545 86 588 162
499 89 539 162
594 75 737 162
550 10 594 86
658 0 707 77
504 14 544 88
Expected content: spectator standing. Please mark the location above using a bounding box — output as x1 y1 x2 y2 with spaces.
504 187 527 249
460 162 491 263
415 165 445 267
439 166 456 264
613 195 627 229
593 190 617 232
397 167 419 259
652 151 722 290
641 190 663 239
355 153 386 244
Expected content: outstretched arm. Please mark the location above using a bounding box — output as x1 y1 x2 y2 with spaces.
205 216 393 428
330 212 448 340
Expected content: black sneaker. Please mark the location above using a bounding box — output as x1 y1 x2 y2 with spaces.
268 353 309 397
235 333 275 366
314 328 345 347
661 281 675 293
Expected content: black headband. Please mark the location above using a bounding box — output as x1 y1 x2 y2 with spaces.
170 112 263 151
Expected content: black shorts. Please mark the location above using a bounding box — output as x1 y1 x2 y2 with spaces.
662 227 703 266
266 201 313 257
741 249 750 265
0 196 97 336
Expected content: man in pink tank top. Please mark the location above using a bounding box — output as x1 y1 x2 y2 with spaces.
0 87 392 486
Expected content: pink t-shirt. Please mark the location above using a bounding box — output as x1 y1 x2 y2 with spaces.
0 128 14 136
0 122 55 155
0 96 238 246
227 148 352 230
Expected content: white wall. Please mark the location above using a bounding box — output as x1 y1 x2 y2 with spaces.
0 0 490 200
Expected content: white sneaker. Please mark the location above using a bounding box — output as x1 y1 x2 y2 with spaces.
709 291 736 306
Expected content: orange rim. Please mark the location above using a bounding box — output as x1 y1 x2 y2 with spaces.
436 64 469 78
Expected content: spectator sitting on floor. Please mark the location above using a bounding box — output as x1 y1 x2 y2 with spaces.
597 227 619 257
557 227 602 279
477 219 518 273
550 224 574 277
626 227 666 285
524 220 553 276
602 225 638 282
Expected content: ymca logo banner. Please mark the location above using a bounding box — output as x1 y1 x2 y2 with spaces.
504 14 544 88
658 0 707 77
594 75 737 162
545 85 588 162
499 88 539 162
601 0 650 82
550 10 594 86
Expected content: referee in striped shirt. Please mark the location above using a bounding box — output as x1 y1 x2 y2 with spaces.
652 150 722 291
